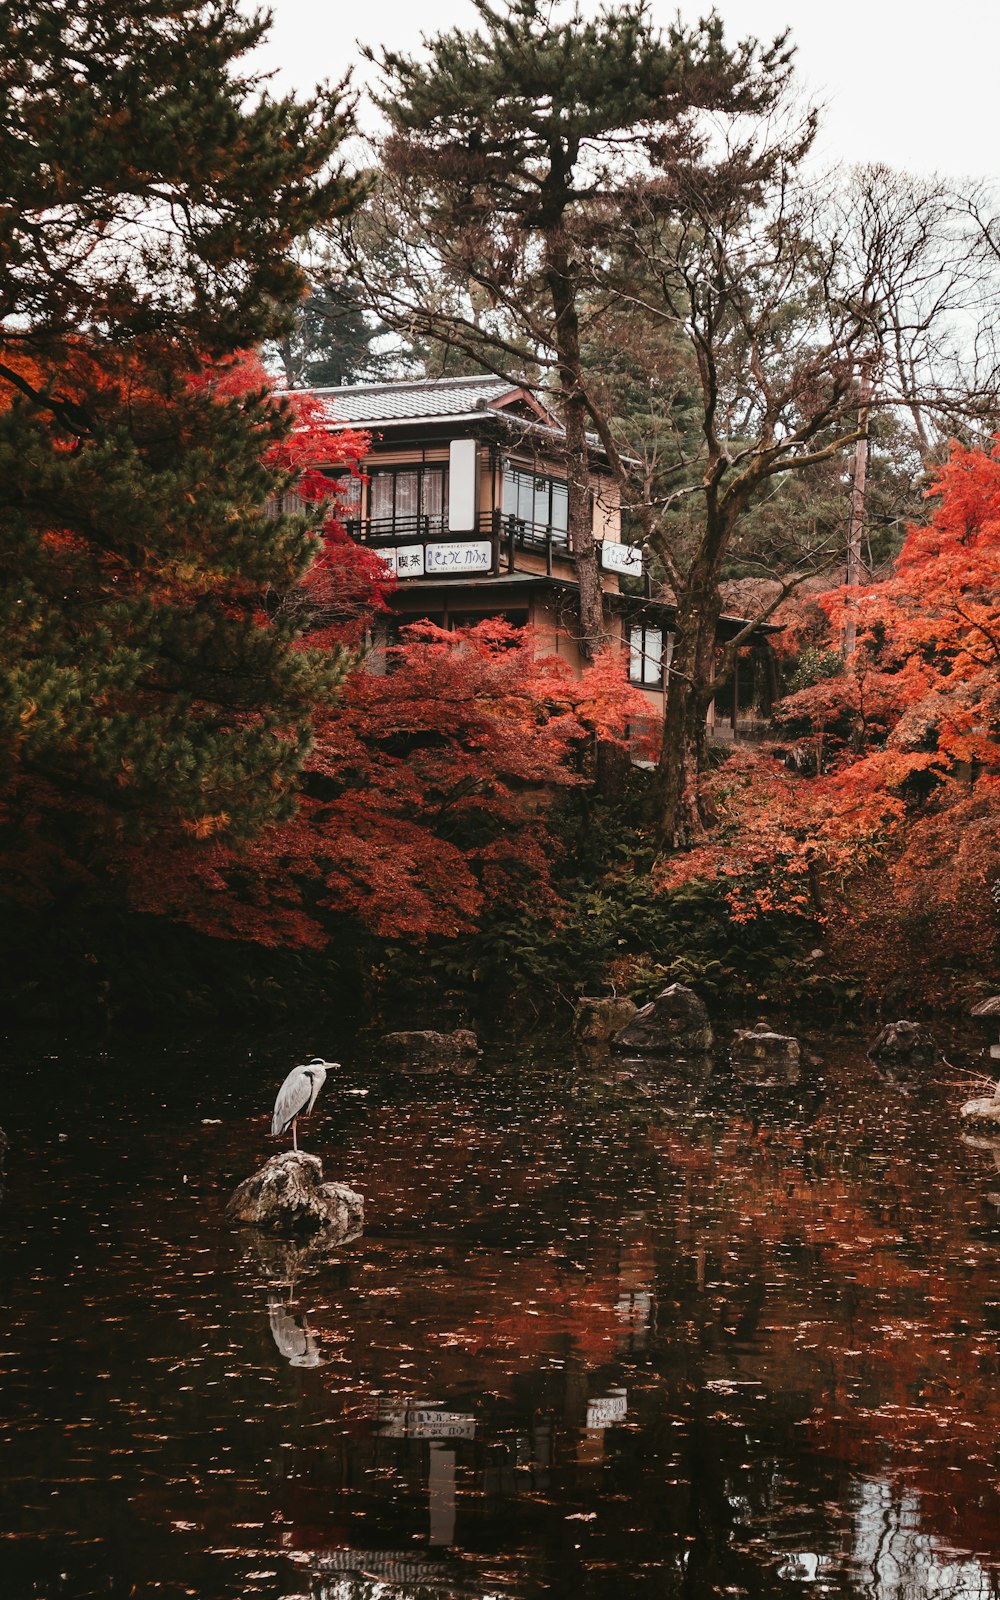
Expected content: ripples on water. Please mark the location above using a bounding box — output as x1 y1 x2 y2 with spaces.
0 1029 999 1599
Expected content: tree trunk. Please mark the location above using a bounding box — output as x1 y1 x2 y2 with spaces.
563 391 605 659
650 587 721 848
843 364 872 658
546 243 605 660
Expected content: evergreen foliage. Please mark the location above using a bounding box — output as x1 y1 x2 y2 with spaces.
351 0 794 659
268 279 394 390
0 0 363 910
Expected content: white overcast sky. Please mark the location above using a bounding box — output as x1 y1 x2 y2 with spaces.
249 0 999 181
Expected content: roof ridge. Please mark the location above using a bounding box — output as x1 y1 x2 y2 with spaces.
302 373 517 397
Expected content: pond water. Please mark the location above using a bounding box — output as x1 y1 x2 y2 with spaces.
1 1027 1000 1599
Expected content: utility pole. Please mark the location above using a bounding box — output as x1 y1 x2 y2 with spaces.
844 361 873 659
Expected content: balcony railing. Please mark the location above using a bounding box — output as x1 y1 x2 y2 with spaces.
341 511 573 578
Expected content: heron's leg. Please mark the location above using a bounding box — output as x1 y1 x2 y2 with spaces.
292 1119 298 1153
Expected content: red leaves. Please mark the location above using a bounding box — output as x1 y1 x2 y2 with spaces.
135 617 646 949
668 436 1000 973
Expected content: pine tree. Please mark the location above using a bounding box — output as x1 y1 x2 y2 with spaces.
349 0 793 658
268 279 394 390
0 1 364 911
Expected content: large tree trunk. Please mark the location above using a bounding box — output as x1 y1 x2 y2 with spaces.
546 243 605 660
650 584 721 848
563 392 605 659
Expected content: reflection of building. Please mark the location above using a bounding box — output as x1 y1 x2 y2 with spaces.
374 1402 476 1442
300 375 772 736
303 1547 503 1600
848 1480 995 1600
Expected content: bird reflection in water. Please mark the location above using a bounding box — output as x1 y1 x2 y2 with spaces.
248 1202 362 1369
266 1290 327 1368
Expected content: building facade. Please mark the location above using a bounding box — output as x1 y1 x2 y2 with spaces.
303 374 769 737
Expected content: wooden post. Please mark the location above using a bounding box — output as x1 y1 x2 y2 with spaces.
844 362 873 659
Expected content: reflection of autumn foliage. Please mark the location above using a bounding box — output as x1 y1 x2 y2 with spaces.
664 440 1000 998
649 1093 1000 1558
281 1104 648 1398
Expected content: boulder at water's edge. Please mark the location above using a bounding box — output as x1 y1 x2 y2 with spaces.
612 983 713 1056
574 996 638 1046
378 1029 481 1067
732 1023 801 1066
868 1019 940 1068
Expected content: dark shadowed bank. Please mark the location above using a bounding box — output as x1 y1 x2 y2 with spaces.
6 769 993 1046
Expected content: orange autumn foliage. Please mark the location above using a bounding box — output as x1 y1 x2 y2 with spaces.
662 439 1000 997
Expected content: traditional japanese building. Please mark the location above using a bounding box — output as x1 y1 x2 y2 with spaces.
302 373 770 738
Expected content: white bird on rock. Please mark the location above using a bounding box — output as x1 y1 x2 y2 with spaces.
271 1058 334 1151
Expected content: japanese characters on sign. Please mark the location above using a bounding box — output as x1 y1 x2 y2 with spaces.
425 540 492 574
600 540 643 577
376 541 493 579
585 1390 628 1430
374 1403 476 1440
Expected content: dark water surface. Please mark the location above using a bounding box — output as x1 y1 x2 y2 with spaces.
2 1029 1000 1599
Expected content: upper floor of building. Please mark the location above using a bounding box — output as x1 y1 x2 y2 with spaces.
294 372 642 591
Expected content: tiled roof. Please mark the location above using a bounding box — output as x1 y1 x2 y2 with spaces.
306 374 516 425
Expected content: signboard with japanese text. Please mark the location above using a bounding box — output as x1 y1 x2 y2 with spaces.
376 544 425 578
424 540 493 575
586 1390 628 1430
600 541 643 577
374 1403 476 1440
375 541 493 579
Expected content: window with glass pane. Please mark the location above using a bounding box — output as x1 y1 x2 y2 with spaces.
394 471 419 528
421 468 445 532
533 478 550 531
629 625 663 686
503 465 570 543
551 481 568 541
370 472 394 525
334 474 362 519
368 467 449 534
517 473 534 525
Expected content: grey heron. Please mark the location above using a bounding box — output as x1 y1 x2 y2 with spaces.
271 1057 334 1151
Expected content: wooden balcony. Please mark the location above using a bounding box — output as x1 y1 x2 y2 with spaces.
342 510 574 579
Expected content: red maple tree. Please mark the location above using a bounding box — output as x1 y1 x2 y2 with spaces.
660 439 1000 998
115 358 651 950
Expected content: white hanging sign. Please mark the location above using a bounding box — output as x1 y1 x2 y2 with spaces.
600 541 643 577
448 438 479 532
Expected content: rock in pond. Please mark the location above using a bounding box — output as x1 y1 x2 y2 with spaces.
732 1023 801 1067
971 995 1000 1023
611 982 713 1057
961 1093 1000 1128
227 1150 364 1237
378 1028 481 1068
573 996 638 1046
868 1019 940 1068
